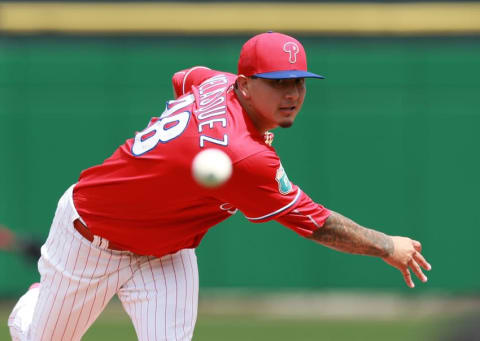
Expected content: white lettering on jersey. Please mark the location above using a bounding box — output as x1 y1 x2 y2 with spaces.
197 108 226 120
200 134 228 148
198 118 227 133
199 87 226 106
198 75 228 93
132 94 194 156
195 75 230 148
161 95 195 118
197 96 225 113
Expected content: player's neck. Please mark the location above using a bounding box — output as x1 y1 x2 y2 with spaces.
234 87 270 135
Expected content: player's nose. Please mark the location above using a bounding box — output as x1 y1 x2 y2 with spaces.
284 83 300 100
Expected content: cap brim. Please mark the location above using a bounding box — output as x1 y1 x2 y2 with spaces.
254 70 324 79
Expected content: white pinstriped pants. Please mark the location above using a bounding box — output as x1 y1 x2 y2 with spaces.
8 185 199 341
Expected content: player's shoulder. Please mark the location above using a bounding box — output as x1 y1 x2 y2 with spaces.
196 70 237 93
227 133 279 168
173 67 236 98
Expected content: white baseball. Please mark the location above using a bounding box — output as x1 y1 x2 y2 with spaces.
192 148 232 188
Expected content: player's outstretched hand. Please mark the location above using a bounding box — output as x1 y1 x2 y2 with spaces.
382 236 432 288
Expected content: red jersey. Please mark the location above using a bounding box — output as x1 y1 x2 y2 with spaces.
73 67 330 257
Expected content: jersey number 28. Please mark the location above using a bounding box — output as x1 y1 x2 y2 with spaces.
131 95 194 156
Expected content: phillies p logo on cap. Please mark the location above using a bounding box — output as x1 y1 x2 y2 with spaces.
283 42 299 64
237 31 324 80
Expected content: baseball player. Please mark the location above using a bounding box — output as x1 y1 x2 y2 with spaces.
8 32 431 341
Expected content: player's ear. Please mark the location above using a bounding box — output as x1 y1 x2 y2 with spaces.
236 75 251 98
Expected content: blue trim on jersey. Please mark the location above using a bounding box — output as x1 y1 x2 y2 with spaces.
166 99 175 110
254 70 324 79
245 189 302 221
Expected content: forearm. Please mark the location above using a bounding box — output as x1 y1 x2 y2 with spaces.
308 211 394 258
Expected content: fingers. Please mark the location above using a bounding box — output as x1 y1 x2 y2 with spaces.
388 237 432 288
409 259 428 283
413 251 432 271
404 249 432 287
402 267 415 288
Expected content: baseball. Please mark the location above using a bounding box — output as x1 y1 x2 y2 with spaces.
192 148 232 188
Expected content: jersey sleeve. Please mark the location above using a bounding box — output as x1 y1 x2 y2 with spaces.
172 66 217 98
216 151 308 224
219 150 330 237
275 191 331 237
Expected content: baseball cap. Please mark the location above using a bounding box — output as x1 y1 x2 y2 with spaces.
238 32 324 80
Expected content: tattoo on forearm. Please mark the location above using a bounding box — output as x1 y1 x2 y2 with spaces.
309 211 394 257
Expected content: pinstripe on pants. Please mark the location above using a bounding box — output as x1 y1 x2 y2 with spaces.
8 185 199 341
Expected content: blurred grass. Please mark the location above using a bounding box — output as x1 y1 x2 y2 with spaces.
193 316 442 341
1 299 446 341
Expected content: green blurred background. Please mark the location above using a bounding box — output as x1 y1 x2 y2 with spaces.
2 36 479 294
1 1 479 340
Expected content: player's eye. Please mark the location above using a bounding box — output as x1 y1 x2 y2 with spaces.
295 78 305 87
267 79 284 88
270 79 289 88
272 79 305 89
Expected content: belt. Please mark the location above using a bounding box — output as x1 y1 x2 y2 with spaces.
73 219 127 251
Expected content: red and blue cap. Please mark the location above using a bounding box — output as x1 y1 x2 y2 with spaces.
238 32 324 80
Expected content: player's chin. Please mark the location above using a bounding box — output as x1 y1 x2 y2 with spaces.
279 120 294 128
276 111 297 128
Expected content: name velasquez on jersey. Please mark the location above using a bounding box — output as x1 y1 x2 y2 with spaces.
194 74 230 148
131 74 230 157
